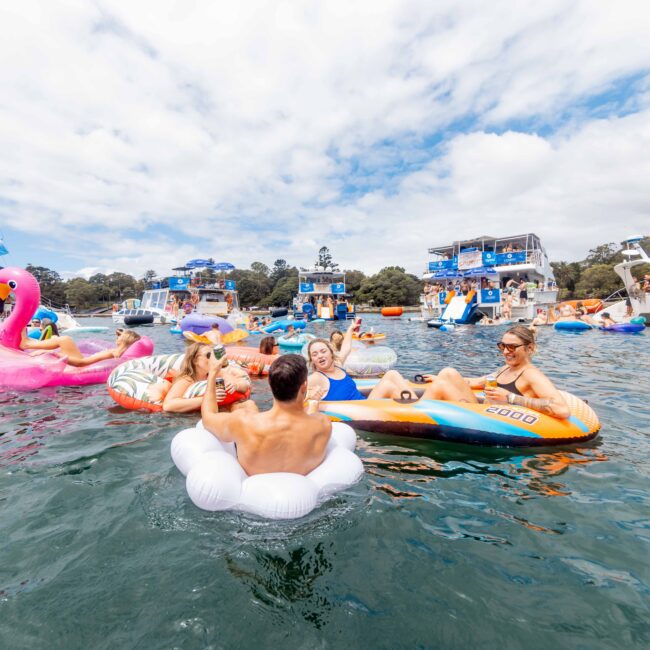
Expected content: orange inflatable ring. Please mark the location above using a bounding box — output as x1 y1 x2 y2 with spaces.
381 306 403 317
107 353 250 412
226 346 278 376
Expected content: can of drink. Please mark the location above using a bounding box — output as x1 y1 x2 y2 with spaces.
215 377 225 390
485 374 498 389
213 344 226 361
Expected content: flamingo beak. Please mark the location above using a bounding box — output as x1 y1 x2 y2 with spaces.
0 282 11 301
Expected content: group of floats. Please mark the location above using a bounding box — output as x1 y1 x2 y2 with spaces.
1 266 603 518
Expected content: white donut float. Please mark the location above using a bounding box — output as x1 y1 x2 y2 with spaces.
171 421 363 519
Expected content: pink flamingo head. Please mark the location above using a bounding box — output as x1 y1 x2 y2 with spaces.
0 267 42 349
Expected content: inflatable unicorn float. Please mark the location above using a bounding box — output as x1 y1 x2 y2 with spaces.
0 267 153 390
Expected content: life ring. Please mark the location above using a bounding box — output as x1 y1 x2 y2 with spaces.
226 346 278 376
107 353 250 412
170 421 364 518
301 342 397 377
381 306 403 317
318 383 600 447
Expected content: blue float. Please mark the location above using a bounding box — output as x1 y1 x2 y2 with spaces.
554 320 592 331
599 323 645 333
264 319 307 333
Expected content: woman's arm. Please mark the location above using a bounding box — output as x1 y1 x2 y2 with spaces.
162 377 204 413
485 368 570 419
337 322 356 363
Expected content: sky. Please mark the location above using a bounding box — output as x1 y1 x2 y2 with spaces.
0 0 649 280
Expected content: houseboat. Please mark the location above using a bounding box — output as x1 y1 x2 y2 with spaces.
292 269 356 321
421 233 558 324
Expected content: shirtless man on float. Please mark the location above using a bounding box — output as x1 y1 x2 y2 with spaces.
201 353 332 476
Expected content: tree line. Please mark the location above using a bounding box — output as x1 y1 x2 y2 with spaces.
20 238 649 311
551 237 650 300
24 247 422 311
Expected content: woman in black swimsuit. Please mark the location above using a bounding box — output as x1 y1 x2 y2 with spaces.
466 326 570 418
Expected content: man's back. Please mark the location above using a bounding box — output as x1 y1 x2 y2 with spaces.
228 409 331 476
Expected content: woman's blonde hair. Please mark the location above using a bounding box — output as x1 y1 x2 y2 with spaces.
120 330 141 347
179 342 209 381
306 338 336 369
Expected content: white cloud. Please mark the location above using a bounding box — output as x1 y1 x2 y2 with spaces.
0 0 649 277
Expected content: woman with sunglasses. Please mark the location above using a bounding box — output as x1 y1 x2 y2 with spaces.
162 342 255 413
471 326 570 418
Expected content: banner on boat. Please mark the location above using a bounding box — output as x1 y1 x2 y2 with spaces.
496 252 526 265
458 250 483 270
224 280 236 291
168 277 190 290
480 289 501 304
300 283 314 293
331 283 345 294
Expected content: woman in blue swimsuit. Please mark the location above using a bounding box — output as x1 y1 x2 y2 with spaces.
306 321 415 401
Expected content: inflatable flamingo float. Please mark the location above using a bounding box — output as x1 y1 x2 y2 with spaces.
0 267 153 390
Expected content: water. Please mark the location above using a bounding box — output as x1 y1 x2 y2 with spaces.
1 317 649 648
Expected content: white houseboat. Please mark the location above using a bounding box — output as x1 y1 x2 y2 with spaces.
292 269 356 321
421 233 558 323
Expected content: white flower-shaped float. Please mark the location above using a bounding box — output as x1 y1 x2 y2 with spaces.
171 421 364 520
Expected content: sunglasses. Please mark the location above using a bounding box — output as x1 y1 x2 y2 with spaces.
497 342 526 352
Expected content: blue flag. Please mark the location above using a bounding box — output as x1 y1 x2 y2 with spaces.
0 239 8 256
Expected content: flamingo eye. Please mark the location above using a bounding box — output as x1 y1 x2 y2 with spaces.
8 280 17 289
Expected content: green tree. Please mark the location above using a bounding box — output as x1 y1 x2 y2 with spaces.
355 266 421 307
574 264 623 299
250 261 270 277
585 243 621 266
550 261 582 299
143 269 157 288
316 246 339 272
25 264 67 305
228 269 272 307
269 259 291 286
64 278 98 310
265 274 297 307
342 269 366 297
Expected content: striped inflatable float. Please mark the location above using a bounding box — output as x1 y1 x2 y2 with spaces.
107 353 250 412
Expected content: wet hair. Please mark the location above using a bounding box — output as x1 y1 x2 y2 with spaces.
329 330 344 351
601 312 610 318
211 323 220 330
179 342 209 381
268 354 307 402
505 325 537 353
306 338 336 369
259 336 277 355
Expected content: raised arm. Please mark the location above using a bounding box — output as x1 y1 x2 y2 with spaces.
201 360 237 442
337 321 357 363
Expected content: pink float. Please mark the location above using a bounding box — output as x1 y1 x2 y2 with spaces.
0 267 153 390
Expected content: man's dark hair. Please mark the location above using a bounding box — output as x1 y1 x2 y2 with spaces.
268 354 308 402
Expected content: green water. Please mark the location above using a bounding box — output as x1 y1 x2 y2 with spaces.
1 318 649 648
